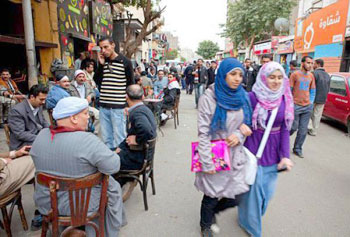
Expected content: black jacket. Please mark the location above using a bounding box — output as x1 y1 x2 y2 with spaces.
242 67 257 92
162 88 180 109
118 104 157 166
207 68 216 88
313 68 331 104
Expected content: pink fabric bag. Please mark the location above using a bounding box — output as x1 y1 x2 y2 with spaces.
191 139 231 172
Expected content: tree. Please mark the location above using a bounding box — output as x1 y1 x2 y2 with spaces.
196 40 220 59
222 0 296 54
110 0 165 58
165 49 178 60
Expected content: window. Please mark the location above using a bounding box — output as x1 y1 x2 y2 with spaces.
330 76 347 96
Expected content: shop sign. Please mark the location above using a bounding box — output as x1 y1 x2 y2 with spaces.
294 0 349 53
277 40 294 54
253 42 271 55
90 0 113 37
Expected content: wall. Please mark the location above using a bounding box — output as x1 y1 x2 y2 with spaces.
32 0 61 76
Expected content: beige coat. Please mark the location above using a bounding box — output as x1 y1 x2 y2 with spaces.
194 85 249 199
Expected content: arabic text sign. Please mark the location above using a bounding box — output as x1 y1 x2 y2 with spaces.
294 0 349 52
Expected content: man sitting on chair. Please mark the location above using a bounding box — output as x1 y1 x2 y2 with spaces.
116 85 157 184
30 97 125 236
45 74 71 109
8 84 49 150
0 145 34 197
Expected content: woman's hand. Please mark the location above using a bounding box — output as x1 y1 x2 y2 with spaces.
239 124 252 136
203 170 216 174
278 158 293 171
226 134 240 147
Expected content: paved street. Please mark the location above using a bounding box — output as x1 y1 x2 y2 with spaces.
1 93 350 236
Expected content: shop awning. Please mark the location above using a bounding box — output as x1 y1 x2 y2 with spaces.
68 33 92 42
0 35 58 48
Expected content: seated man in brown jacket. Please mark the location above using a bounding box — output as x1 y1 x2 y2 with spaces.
0 145 34 197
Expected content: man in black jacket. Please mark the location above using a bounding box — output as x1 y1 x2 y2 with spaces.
242 58 257 91
206 61 217 88
308 59 331 136
94 37 135 149
116 85 157 178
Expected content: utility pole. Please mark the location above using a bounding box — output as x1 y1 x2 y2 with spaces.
22 0 38 89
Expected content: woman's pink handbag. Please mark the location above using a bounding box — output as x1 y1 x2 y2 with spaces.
191 139 231 172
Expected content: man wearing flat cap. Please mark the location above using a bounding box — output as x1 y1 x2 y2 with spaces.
30 97 124 236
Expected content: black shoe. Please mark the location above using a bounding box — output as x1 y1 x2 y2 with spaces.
293 150 304 158
31 210 42 231
201 228 214 237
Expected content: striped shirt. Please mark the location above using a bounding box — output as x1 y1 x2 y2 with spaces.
95 54 134 109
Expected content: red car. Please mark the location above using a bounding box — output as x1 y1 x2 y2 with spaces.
323 72 350 134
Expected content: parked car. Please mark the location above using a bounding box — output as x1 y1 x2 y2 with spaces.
322 72 350 134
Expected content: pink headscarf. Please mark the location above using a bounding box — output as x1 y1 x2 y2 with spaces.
252 62 294 130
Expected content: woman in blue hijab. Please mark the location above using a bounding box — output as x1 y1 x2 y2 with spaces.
195 58 252 236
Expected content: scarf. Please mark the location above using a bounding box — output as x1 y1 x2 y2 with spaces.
252 62 294 130
210 58 252 133
49 126 84 141
168 78 180 90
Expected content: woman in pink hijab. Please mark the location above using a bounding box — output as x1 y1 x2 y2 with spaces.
238 61 294 237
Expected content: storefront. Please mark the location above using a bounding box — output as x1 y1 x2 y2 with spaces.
253 40 273 62
294 0 349 72
57 0 112 74
275 36 294 75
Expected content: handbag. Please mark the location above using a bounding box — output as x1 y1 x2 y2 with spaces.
191 139 231 172
243 107 279 185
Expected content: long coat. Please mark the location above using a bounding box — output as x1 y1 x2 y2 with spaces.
8 99 49 150
195 85 249 199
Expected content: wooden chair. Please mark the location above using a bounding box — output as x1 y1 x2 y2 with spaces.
47 109 55 126
114 138 157 211
0 189 28 237
36 172 109 237
165 95 180 129
3 124 10 148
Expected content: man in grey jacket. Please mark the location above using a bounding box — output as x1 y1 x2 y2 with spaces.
30 97 124 236
308 59 331 136
8 84 49 150
194 59 208 108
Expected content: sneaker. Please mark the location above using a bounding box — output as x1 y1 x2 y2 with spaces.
308 129 316 136
293 150 304 158
160 113 168 121
31 210 42 231
201 228 214 237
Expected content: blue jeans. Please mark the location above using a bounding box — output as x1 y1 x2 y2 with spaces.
100 107 127 149
194 83 204 106
238 165 278 237
181 77 186 90
290 104 313 153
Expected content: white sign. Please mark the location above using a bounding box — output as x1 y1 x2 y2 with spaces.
254 42 271 51
332 34 343 43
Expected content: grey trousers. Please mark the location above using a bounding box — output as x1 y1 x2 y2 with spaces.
308 103 325 134
290 104 313 153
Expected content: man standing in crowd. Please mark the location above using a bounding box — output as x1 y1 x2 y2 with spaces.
0 69 26 126
30 97 124 236
74 52 86 71
290 56 316 158
94 37 134 149
184 62 195 94
8 85 49 150
116 85 156 184
308 59 331 136
261 54 273 65
242 58 256 91
194 59 208 108
206 61 217 88
289 60 299 78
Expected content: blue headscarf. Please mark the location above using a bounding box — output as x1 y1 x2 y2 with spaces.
210 58 252 133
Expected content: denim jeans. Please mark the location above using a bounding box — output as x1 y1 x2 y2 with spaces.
238 165 278 237
100 107 127 149
194 83 204 106
181 77 186 90
200 195 240 229
290 104 313 153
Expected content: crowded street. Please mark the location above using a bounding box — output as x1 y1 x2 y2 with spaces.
1 93 349 236
1 0 350 236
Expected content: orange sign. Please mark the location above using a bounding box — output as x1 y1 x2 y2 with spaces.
294 0 349 53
